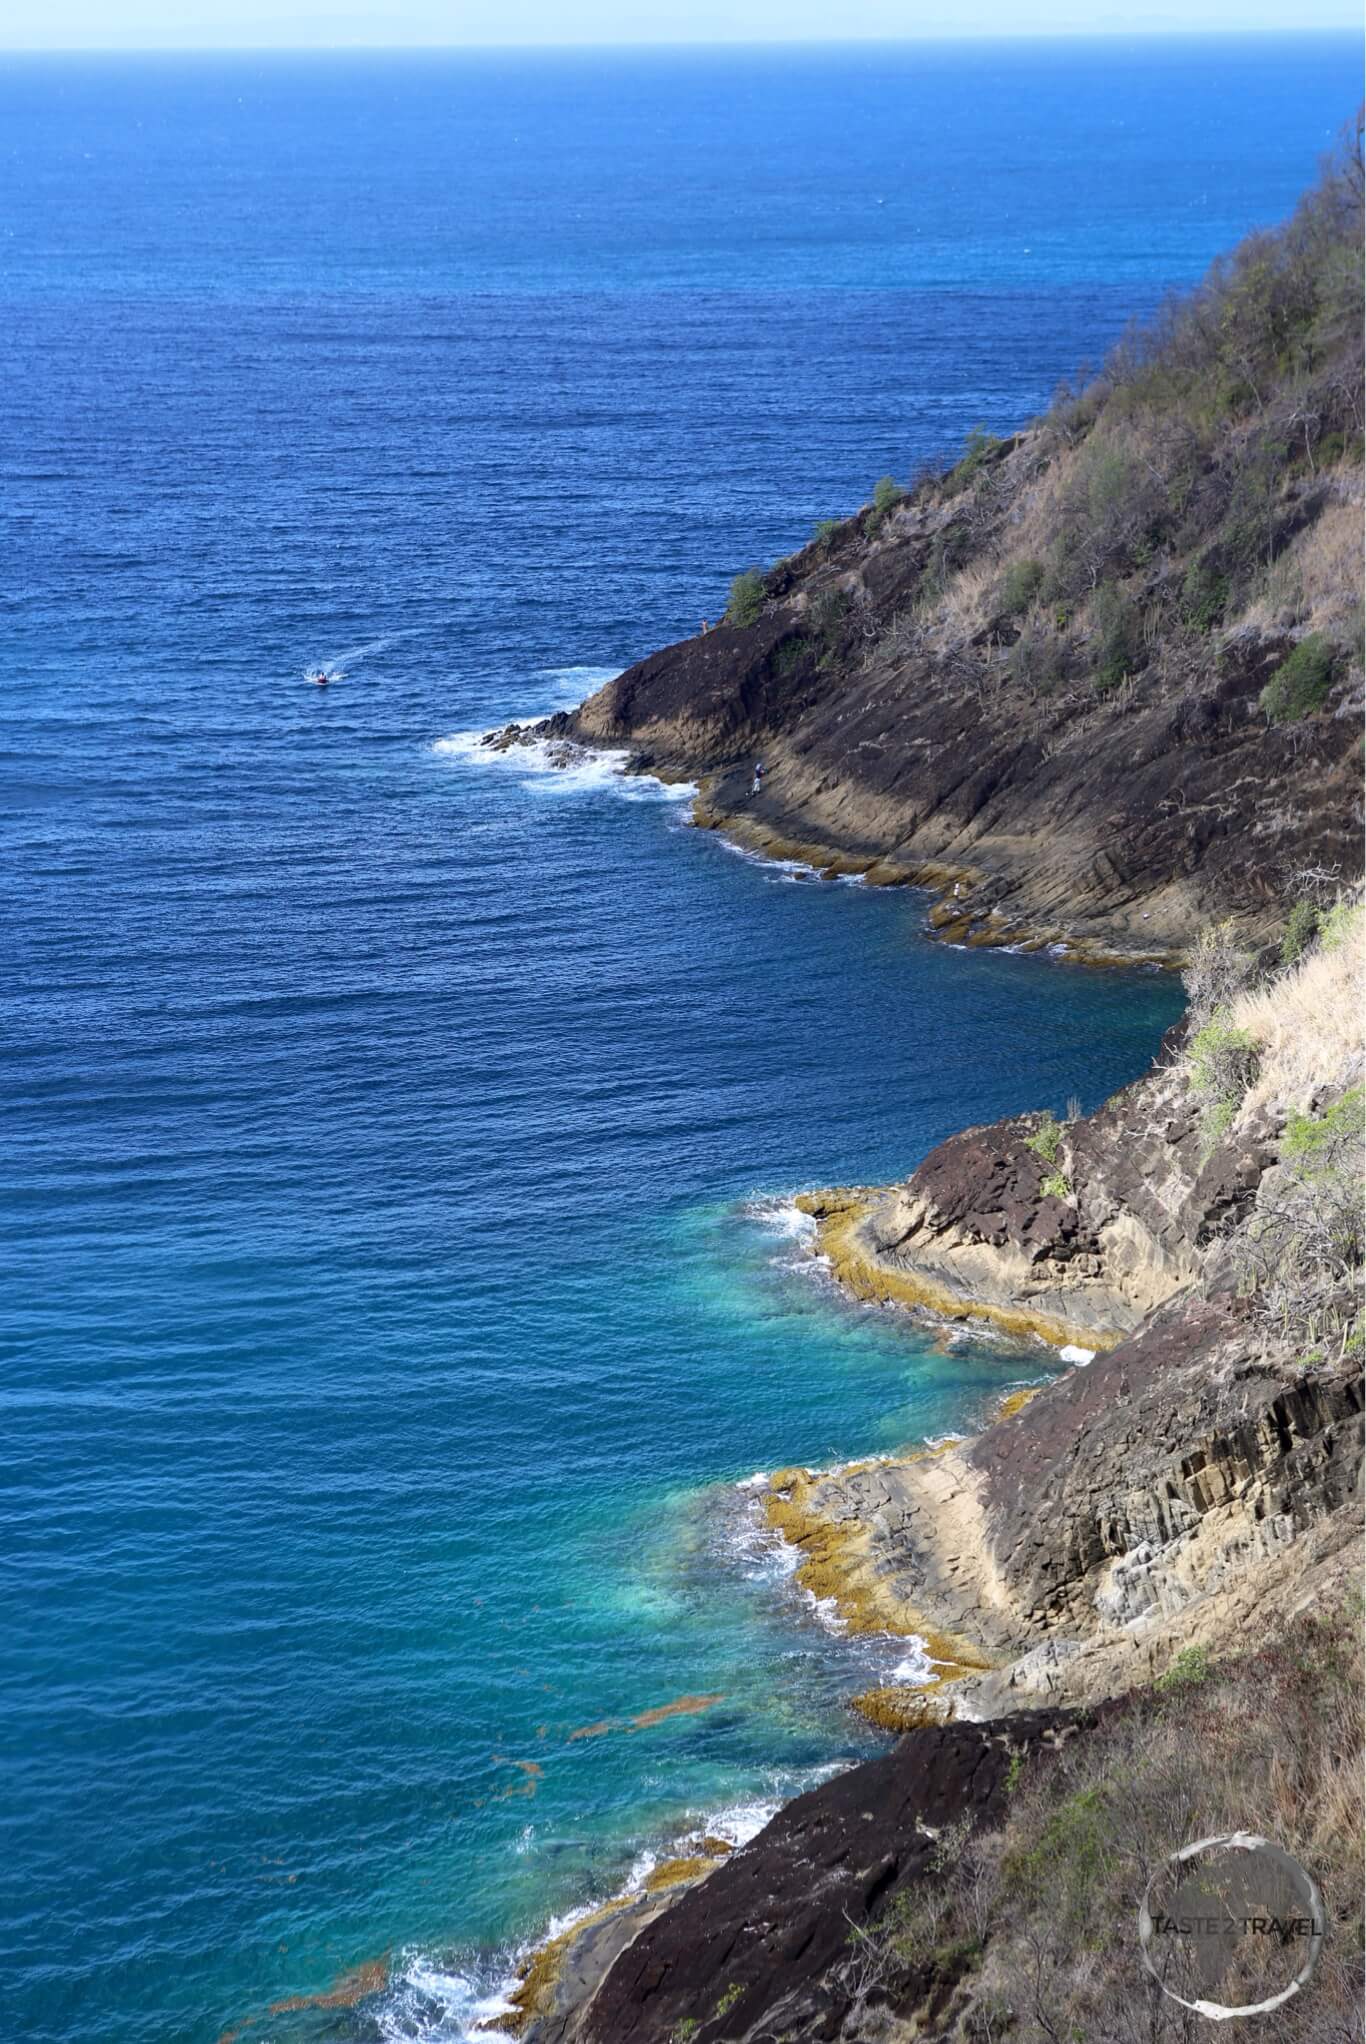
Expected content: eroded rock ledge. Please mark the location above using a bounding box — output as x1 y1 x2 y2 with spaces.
791 1036 1258 1350
761 1014 1362 1713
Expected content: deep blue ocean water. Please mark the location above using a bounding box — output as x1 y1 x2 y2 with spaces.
3 36 1359 2044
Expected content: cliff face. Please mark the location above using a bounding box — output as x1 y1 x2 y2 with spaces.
776 913 1363 1705
511 921 1363 2044
537 153 1364 962
795 1037 1263 1351
498 154 1365 2044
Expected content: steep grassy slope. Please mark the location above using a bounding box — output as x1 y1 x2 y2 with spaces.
550 140 1365 959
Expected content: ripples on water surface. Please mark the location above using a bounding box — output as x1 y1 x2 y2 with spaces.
3 36 1358 2044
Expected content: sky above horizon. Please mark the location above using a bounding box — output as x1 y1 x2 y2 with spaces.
1 6 1361 51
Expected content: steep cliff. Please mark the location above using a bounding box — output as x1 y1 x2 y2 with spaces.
507 913 1362 2044
529 146 1365 962
520 1608 1362 2044
492 149 1365 2044
768 909 1363 1703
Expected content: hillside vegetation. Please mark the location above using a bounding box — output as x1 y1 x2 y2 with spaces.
561 132 1364 957
873 129 1365 708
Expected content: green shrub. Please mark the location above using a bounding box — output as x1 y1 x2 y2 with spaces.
1090 581 1141 693
725 567 767 629
1280 898 1321 963
1003 1786 1115 1932
810 588 852 663
1040 1171 1070 1200
1188 1016 1259 1156
770 634 808 676
1282 1084 1364 1176
1024 1111 1063 1162
1188 1017 1259 1102
1201 1098 1238 1151
714 1983 744 2017
1157 1645 1211 1692
871 474 904 515
811 517 842 549
1259 632 1336 722
998 557 1045 618
1181 559 1228 632
1318 899 1362 952
947 425 1005 490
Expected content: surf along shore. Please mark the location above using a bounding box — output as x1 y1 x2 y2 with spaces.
468 727 1361 2042
474 153 1363 2042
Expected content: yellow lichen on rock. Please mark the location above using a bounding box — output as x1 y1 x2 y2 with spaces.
803 1190 1123 1352
849 1685 951 1733
994 1385 1043 1422
763 1464 990 1679
494 1840 732 2035
499 1901 627 2035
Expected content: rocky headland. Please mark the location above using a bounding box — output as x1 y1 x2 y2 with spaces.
491 145 1363 967
490 149 1365 2044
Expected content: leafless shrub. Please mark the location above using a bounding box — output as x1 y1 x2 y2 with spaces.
1181 918 1259 1025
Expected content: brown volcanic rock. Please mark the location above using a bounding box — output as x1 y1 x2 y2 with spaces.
546 424 1362 959
526 1710 1079 2044
966 1298 1365 1638
881 1116 1079 1258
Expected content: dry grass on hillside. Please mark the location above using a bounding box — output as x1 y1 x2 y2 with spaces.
1232 904 1365 1123
841 1600 1364 2044
1239 469 1366 636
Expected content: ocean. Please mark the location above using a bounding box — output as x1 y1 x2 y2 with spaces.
2 35 1358 2044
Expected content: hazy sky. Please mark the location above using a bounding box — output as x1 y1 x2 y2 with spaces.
1 0 1360 48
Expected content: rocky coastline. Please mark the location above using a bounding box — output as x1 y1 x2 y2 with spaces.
483 159 1364 2042
477 646 1365 2044
494 904 1362 2042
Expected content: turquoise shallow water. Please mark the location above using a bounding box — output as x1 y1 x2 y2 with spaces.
3 36 1359 2044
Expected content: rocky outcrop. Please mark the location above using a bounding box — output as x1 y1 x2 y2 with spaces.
792 1039 1279 1349
760 1003 1363 1711
546 500 1362 963
516 156 1366 965
524 1710 1081 2044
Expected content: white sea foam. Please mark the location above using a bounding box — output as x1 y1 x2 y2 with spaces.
695 1797 782 1849
714 836 825 882
377 1761 854 2038
432 724 696 805
741 1192 818 1243
804 1589 849 1635
722 1482 801 1584
1059 1343 1096 1365
888 1638 935 1684
374 1948 520 2043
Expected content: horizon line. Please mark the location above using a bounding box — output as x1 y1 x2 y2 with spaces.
3 25 1363 55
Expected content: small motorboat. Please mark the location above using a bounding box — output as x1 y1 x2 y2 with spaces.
309 668 338 687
